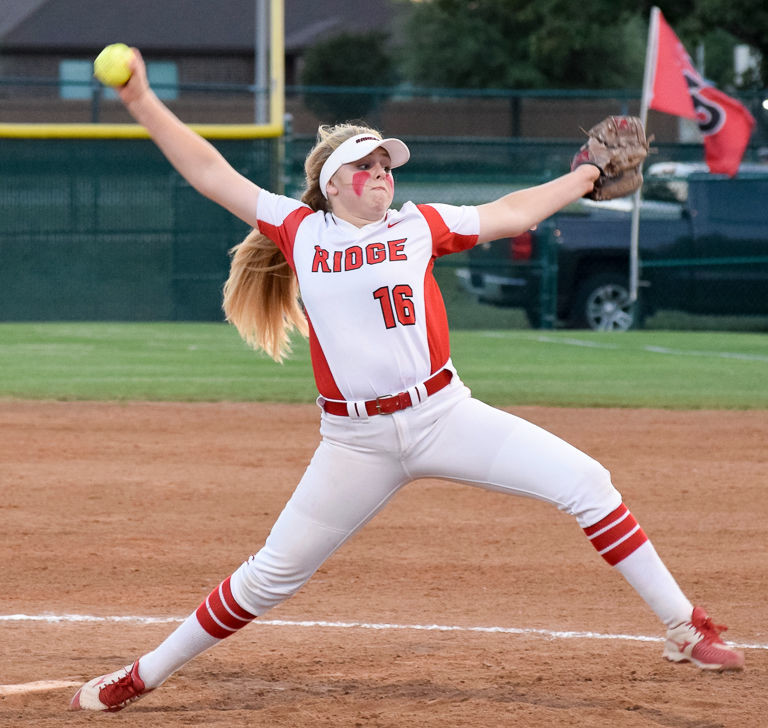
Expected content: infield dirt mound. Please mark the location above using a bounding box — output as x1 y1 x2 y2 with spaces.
1 401 765 727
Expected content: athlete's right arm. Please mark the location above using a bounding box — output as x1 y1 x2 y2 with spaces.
117 49 262 229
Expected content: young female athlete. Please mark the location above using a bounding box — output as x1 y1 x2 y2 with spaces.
70 48 744 713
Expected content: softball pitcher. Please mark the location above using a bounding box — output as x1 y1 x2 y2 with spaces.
71 49 744 713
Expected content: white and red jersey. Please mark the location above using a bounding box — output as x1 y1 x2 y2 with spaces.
256 190 479 401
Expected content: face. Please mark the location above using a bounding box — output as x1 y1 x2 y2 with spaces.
326 147 395 222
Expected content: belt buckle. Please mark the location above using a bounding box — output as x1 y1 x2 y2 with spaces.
374 392 409 415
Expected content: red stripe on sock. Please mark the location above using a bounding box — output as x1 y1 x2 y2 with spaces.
207 583 254 630
583 504 628 536
195 577 256 639
221 576 257 620
589 512 635 552
583 504 648 566
195 600 234 639
601 527 648 566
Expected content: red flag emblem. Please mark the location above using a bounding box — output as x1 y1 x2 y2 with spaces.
649 11 755 176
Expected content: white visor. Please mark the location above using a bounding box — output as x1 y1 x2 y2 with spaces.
319 133 410 199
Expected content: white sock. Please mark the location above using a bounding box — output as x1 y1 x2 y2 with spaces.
614 541 693 627
137 611 221 688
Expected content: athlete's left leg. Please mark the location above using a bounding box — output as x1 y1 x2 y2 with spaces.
407 391 693 628
407 389 743 669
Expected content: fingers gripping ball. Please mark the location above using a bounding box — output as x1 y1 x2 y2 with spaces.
93 43 134 87
571 116 650 201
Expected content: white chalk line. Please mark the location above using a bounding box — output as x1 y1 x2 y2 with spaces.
1 613 765 652
0 680 81 696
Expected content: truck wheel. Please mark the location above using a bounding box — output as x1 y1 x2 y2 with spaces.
569 272 642 331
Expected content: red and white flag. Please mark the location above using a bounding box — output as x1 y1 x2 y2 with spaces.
648 9 755 176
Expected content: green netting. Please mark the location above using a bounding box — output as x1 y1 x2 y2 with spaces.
0 138 277 320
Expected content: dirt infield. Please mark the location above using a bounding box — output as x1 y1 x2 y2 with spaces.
1 400 765 727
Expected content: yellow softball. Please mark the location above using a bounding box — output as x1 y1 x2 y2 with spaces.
93 43 134 87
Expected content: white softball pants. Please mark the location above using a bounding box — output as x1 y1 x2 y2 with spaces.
230 378 621 616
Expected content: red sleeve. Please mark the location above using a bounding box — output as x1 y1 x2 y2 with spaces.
416 203 479 257
256 191 315 270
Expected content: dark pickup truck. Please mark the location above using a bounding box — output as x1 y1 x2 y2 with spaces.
456 163 768 329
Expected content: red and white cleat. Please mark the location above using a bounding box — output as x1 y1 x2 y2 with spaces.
69 660 152 712
663 606 745 671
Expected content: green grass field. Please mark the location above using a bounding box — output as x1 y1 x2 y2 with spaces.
1 322 766 409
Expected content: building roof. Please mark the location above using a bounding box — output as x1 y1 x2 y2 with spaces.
0 0 400 53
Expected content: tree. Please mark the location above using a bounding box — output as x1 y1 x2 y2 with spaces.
397 0 764 90
398 0 545 88
398 0 647 89
300 32 398 123
526 6 647 89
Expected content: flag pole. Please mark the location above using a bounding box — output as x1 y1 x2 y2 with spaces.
629 6 660 304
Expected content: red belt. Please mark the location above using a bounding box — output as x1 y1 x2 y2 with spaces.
322 369 453 417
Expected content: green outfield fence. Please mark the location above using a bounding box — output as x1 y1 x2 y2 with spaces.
2 80 767 328
0 137 275 321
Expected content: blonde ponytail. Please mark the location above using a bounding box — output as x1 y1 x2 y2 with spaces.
223 229 308 363
223 122 384 362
